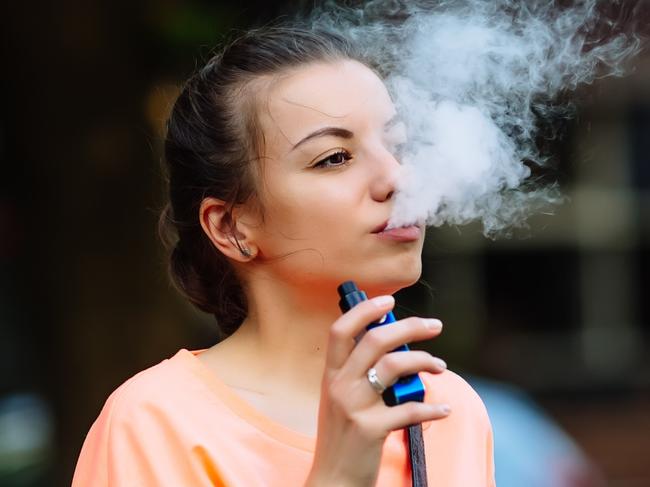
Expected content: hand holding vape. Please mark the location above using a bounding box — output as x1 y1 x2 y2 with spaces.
337 280 426 406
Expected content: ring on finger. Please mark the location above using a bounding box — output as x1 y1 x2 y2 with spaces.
366 367 387 394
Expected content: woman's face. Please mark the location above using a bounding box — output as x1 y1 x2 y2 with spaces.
246 59 424 296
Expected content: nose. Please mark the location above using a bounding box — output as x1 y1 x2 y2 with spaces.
369 145 402 202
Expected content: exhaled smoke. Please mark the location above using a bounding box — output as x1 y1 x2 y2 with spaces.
308 0 642 237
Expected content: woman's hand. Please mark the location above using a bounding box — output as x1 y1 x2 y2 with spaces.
305 295 449 487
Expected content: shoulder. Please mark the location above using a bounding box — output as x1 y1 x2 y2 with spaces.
419 370 496 486
88 350 201 437
72 350 215 486
421 369 491 426
104 352 184 413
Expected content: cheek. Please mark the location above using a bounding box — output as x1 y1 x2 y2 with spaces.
254 181 356 283
261 173 361 241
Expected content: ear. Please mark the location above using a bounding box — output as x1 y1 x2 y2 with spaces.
199 197 258 262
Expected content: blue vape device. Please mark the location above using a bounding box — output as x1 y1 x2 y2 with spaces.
337 281 426 406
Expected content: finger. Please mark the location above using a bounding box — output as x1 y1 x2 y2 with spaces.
365 401 451 436
326 295 395 370
345 317 442 377
371 351 446 391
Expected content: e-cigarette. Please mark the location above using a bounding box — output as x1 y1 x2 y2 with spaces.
337 281 426 406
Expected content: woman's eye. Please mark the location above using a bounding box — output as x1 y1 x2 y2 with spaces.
312 149 353 169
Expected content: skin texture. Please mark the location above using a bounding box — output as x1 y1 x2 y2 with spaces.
197 60 449 486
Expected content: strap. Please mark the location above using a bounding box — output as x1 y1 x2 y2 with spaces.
407 424 428 487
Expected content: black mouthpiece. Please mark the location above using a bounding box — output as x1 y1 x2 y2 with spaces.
337 280 367 313
337 280 359 297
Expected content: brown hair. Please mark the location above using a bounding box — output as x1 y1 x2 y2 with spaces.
159 24 367 337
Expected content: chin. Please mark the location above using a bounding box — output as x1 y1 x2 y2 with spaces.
358 261 422 297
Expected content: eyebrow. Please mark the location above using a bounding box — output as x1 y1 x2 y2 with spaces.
290 113 402 152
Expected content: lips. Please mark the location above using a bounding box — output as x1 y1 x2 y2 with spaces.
372 220 423 242
372 220 422 233
372 221 389 233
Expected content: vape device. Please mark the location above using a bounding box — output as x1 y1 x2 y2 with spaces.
337 280 426 406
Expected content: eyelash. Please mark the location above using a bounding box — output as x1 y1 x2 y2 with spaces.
312 149 353 169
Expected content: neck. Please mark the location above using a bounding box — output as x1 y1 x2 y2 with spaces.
215 276 344 398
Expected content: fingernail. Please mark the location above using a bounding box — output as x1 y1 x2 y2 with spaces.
435 357 447 369
440 404 451 414
424 319 442 330
371 295 394 307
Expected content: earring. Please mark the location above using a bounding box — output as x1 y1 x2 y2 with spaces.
232 236 252 258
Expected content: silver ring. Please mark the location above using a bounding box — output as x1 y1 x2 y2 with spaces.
366 367 387 394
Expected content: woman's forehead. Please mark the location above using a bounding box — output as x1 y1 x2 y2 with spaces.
259 60 395 152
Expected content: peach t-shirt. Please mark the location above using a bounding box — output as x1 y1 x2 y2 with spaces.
73 349 495 486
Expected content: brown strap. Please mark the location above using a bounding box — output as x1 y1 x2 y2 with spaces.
407 424 428 487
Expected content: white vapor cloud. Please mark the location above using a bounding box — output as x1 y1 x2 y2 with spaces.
309 0 642 236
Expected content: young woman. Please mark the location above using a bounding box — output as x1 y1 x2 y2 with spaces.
72 25 495 486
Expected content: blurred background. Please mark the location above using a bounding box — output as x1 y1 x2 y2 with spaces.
2 1 649 486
